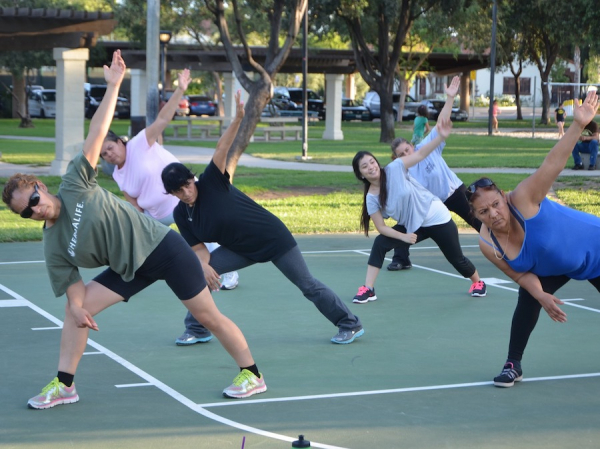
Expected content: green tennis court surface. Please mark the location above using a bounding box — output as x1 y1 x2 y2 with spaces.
2 234 600 448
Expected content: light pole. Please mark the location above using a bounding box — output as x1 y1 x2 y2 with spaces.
159 30 172 104
488 0 498 136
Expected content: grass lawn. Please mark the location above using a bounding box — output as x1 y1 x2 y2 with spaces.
1 117 599 242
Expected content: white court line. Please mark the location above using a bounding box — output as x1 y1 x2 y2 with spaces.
0 299 28 307
116 383 154 388
0 282 348 449
0 260 44 265
198 371 600 408
302 245 480 254
31 326 61 330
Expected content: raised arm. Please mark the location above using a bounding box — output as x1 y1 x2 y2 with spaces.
84 50 126 169
145 69 192 145
511 91 599 210
436 76 460 123
213 90 245 173
402 117 452 169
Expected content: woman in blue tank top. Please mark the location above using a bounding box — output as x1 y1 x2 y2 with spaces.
466 90 600 388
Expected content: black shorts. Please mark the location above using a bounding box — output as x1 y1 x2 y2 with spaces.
93 230 207 301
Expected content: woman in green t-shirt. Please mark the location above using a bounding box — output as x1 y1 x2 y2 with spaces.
2 50 267 409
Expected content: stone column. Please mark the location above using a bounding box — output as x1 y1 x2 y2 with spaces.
345 73 356 100
51 48 89 176
130 69 147 117
322 73 344 140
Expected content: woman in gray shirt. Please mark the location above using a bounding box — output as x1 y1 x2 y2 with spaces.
351 118 485 304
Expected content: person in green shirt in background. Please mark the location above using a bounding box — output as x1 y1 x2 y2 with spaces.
411 104 431 145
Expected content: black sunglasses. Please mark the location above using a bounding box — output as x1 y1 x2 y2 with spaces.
466 178 495 200
20 184 40 219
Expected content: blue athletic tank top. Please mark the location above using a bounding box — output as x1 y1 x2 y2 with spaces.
482 197 600 280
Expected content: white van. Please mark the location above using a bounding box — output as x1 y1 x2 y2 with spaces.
28 89 56 118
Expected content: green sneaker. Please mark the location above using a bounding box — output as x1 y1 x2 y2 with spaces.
223 369 267 399
28 377 79 409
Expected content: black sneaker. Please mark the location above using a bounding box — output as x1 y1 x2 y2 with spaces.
387 262 412 271
589 165 596 170
352 285 377 304
493 362 523 388
573 164 584 170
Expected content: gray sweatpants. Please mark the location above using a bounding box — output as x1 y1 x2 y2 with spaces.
184 245 361 336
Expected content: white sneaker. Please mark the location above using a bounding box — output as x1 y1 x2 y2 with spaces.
220 271 239 290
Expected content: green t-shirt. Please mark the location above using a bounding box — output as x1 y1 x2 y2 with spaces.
43 152 170 297
413 116 428 138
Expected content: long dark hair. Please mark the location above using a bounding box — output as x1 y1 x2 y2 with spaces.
352 151 388 236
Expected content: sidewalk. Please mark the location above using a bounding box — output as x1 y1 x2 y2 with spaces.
1 134 599 177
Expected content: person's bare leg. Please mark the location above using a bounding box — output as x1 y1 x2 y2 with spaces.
183 286 253 367
58 281 124 374
469 270 481 284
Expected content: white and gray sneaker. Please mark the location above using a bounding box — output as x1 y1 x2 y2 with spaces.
220 271 240 290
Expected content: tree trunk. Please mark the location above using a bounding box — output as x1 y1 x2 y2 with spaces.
225 78 272 177
378 87 396 143
397 78 409 124
515 77 522 120
11 74 26 119
540 72 551 125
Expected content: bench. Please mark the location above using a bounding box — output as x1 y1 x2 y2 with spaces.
167 124 218 139
256 125 303 141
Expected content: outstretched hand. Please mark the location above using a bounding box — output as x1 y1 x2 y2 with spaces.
573 90 599 127
538 292 567 323
234 89 245 120
103 50 126 87
177 69 192 92
444 76 460 97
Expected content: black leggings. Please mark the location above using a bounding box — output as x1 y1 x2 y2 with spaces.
368 219 476 279
507 275 600 362
392 184 481 265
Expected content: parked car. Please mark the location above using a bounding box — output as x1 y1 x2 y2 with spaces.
27 85 44 93
273 86 326 119
28 89 56 118
420 99 469 122
187 95 216 116
161 90 190 116
363 91 417 121
341 98 371 121
84 83 130 119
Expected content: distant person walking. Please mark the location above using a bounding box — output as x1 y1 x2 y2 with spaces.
554 101 567 138
411 104 430 145
492 99 500 133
